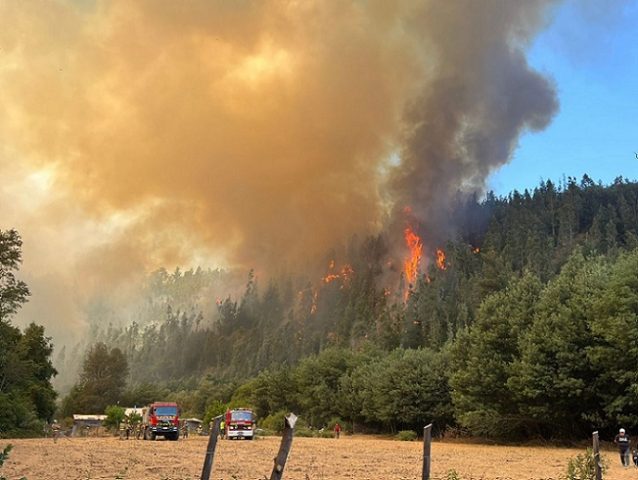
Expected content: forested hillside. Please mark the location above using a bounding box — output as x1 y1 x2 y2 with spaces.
58 177 638 439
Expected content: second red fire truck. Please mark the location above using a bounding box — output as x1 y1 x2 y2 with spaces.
224 408 255 440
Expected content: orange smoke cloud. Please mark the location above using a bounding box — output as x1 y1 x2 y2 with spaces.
0 0 424 274
0 0 560 342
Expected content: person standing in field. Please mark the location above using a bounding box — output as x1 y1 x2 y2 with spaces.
614 428 631 467
51 420 61 443
333 422 341 439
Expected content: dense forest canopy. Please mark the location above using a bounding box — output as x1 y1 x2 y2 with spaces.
5 176 638 440
76 177 637 370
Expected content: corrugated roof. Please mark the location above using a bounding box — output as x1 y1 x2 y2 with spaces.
72 414 107 421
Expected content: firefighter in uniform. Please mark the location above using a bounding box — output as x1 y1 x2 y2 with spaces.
615 428 631 467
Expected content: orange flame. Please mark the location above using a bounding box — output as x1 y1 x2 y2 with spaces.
472 247 480 254
436 248 447 270
310 290 318 315
323 259 338 283
340 264 354 281
322 261 354 285
403 226 423 285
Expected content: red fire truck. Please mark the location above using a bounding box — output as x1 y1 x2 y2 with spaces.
142 402 180 441
225 408 255 440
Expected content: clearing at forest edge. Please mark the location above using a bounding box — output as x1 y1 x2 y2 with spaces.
1 435 635 480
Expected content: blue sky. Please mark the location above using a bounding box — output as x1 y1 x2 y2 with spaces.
489 0 638 196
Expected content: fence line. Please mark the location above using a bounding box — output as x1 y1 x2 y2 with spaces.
200 415 222 480
270 413 298 480
422 423 432 480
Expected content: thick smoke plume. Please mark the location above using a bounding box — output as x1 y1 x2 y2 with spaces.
387 2 559 249
0 1 558 341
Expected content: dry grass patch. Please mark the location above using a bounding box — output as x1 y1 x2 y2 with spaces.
0 435 634 480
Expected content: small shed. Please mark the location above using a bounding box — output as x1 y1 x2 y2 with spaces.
71 414 107 437
184 417 203 433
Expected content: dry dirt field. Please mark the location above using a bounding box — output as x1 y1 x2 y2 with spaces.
0 435 632 480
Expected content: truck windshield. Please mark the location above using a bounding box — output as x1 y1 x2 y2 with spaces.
231 411 253 422
155 407 177 416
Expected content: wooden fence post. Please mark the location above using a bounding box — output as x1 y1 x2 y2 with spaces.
200 415 223 480
270 413 298 480
422 423 432 480
592 431 603 480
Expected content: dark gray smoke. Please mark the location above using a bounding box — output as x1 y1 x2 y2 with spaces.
389 1 559 243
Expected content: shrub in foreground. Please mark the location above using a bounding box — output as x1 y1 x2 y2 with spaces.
563 448 606 480
396 430 417 441
1 445 26 480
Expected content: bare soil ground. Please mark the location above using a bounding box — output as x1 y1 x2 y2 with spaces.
0 435 633 480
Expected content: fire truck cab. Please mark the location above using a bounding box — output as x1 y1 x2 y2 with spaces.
142 402 180 441
225 408 255 440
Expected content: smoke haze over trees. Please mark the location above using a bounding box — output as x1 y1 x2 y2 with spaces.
60 343 129 417
53 177 638 440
